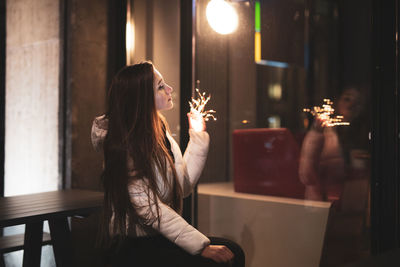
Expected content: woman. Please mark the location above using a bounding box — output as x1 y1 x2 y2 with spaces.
299 87 367 202
299 88 370 266
91 62 244 267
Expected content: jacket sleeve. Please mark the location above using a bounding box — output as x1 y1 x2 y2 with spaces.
171 129 210 197
128 180 210 255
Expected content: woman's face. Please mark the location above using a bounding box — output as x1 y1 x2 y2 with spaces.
153 68 173 111
337 88 362 121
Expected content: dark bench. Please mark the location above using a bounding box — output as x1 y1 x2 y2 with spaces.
0 232 52 267
0 232 52 253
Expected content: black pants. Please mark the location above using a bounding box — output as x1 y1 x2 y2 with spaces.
107 235 245 267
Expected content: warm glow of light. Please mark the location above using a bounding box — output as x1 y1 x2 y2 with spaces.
255 32 261 62
268 116 281 128
126 21 135 63
126 1 135 65
303 118 309 129
189 88 217 132
268 83 282 100
303 99 350 127
242 120 250 124
206 0 238 35
190 113 205 133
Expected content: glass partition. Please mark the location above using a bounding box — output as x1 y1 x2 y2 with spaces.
195 0 371 266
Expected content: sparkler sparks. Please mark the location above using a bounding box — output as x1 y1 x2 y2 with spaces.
189 88 217 132
303 99 350 127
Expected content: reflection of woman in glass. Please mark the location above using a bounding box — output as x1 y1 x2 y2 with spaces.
299 87 368 202
91 62 244 267
300 88 370 266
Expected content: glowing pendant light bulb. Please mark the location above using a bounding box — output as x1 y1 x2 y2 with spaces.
206 0 238 35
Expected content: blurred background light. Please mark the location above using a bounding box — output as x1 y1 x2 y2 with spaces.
206 0 238 35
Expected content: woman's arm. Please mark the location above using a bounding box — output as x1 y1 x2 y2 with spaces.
128 179 210 255
168 129 210 197
298 127 325 200
299 129 325 185
182 129 210 186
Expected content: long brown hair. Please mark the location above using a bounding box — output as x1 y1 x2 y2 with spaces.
99 62 182 247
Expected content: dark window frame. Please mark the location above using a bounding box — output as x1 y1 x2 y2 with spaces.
0 0 5 198
179 0 400 254
180 0 196 225
371 0 400 253
59 0 68 189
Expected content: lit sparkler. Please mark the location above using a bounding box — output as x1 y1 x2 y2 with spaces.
189 88 217 132
303 99 350 127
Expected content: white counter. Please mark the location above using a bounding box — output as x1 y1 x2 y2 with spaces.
198 182 331 267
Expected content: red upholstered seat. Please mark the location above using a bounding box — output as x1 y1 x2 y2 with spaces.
233 128 305 199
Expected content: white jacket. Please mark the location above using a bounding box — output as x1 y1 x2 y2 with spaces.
91 115 211 255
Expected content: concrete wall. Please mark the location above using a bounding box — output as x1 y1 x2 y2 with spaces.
68 0 181 190
4 0 60 265
133 0 181 141
153 0 181 140
66 1 108 266
5 0 60 196
68 0 107 190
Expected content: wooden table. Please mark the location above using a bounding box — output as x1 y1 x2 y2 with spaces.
0 189 103 267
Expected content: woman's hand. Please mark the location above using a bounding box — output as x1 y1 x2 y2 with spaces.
188 112 206 132
312 116 326 133
201 245 234 264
